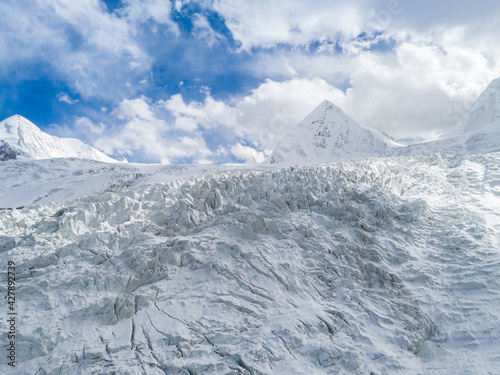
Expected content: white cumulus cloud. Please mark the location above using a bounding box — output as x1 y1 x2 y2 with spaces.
161 77 347 150
229 143 266 163
57 92 79 105
94 97 212 163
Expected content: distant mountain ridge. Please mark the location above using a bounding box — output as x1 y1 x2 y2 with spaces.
0 115 117 163
266 77 500 165
432 76 500 154
2 76 499 166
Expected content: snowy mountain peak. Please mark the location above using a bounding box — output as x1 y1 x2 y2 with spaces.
445 76 500 139
3 114 38 134
0 115 118 163
1 115 41 148
424 76 500 155
266 99 403 165
299 99 348 127
316 99 338 111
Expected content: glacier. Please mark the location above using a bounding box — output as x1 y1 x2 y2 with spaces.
1 152 500 374
1 77 500 374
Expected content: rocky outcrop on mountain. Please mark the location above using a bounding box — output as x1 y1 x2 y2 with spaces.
0 140 17 161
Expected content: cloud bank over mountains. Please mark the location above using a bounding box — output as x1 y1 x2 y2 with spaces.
1 0 499 163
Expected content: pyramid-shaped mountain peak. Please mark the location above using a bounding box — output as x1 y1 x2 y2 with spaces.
265 100 403 165
1 114 39 134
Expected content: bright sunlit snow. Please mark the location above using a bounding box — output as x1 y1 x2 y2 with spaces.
0 115 118 163
1 76 500 374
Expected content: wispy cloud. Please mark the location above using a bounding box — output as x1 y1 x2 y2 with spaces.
57 92 79 105
0 0 177 101
192 14 225 47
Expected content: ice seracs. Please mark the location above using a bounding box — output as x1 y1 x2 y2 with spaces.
1 153 499 374
265 100 404 166
0 115 118 163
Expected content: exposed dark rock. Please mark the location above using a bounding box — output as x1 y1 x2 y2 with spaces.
0 140 17 161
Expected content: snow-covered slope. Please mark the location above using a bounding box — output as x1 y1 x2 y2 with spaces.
445 77 500 141
1 153 499 374
265 100 404 165
0 115 117 163
401 77 500 156
0 158 263 208
437 77 500 154
266 77 500 166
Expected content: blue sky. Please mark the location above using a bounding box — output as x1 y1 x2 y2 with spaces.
1 0 499 163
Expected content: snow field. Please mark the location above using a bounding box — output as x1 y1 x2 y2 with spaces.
0 152 499 374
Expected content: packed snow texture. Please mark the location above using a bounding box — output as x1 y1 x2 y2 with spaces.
0 115 117 163
1 152 500 374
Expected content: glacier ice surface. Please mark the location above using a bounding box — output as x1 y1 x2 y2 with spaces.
1 152 500 374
